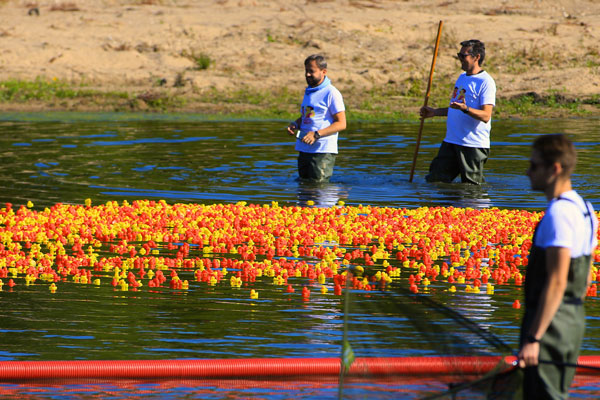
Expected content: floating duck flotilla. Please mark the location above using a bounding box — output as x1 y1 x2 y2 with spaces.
0 200 598 305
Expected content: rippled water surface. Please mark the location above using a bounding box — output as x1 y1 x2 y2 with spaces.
0 113 599 399
1 113 599 210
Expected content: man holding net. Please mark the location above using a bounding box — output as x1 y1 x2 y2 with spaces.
518 134 598 399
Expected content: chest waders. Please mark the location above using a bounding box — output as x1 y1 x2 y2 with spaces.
521 197 594 400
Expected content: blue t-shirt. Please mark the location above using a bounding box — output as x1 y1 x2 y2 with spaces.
296 77 345 154
445 71 496 148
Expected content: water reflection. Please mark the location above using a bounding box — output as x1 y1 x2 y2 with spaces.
0 115 599 210
297 181 348 207
423 182 493 209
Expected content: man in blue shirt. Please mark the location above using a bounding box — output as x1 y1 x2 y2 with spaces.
286 54 346 182
420 39 496 184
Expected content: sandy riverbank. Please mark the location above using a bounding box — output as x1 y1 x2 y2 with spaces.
0 0 599 118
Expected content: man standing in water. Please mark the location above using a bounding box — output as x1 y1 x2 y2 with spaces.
286 54 346 182
518 134 597 399
420 39 495 184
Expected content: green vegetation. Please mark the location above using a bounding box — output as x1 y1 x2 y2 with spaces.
0 77 597 121
0 78 99 102
134 91 186 111
181 50 212 70
496 92 591 118
192 53 212 70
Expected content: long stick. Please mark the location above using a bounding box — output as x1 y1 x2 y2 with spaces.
337 271 354 400
409 20 443 183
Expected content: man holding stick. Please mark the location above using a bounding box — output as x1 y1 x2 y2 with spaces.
420 39 495 184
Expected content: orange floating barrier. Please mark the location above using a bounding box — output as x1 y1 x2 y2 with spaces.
0 356 599 380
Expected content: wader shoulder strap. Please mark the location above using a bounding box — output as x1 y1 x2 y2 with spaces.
556 196 595 247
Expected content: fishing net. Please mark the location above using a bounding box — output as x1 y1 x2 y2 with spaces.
332 202 600 399
337 267 524 399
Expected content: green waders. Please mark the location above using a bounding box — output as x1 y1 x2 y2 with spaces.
521 207 593 399
297 151 336 182
426 140 489 185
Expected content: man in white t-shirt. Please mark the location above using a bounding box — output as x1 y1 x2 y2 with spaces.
518 133 597 399
286 54 346 182
420 39 496 184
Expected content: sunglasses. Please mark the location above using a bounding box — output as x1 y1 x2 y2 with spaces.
457 52 475 60
528 160 549 171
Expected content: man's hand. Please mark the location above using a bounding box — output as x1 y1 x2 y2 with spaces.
420 106 436 119
301 131 318 145
518 341 540 368
449 99 469 113
287 122 298 136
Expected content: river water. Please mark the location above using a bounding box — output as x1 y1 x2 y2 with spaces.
1 113 599 210
0 113 599 399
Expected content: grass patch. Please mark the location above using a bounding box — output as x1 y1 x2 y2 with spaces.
182 50 212 70
495 92 591 118
0 78 598 120
583 95 600 105
192 53 211 70
135 91 185 111
199 87 299 119
0 78 99 102
205 86 298 108
265 29 276 43
0 78 129 110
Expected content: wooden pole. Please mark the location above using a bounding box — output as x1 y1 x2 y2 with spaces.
409 20 443 183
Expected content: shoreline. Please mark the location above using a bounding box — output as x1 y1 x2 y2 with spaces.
0 106 598 123
1 78 598 122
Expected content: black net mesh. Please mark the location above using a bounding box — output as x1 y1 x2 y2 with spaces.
337 270 522 399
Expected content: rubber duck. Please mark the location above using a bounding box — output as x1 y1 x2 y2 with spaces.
302 286 310 300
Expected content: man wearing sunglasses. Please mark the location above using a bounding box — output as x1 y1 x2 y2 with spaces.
518 134 597 399
420 39 496 184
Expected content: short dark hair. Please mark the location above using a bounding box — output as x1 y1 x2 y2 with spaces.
304 54 327 70
460 39 486 65
532 134 577 176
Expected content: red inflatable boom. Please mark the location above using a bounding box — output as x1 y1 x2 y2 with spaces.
0 356 599 380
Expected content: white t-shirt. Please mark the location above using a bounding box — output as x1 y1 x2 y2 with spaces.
296 79 345 154
535 190 598 258
445 71 496 149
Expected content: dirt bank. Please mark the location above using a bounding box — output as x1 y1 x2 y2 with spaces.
0 0 599 118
